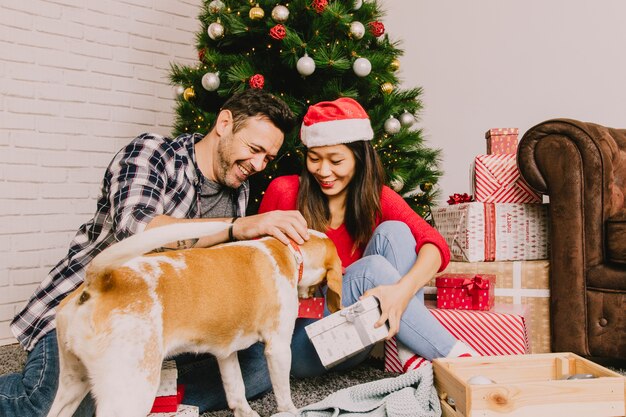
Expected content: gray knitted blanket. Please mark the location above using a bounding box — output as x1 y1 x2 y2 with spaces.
275 363 441 417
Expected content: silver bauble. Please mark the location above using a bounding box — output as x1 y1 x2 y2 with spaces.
201 72 220 91
390 177 404 192
349 21 365 40
399 111 415 127
271 5 290 23
207 21 224 40
296 53 316 76
208 0 225 14
354 0 363 10
174 85 185 97
384 116 401 134
352 57 371 77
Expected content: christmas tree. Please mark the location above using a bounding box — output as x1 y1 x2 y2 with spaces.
169 0 442 219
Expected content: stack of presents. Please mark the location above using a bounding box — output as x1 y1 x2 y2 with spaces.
148 361 198 417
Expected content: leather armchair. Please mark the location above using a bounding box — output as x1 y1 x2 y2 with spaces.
517 119 626 363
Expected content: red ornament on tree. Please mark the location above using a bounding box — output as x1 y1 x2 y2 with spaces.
269 24 286 40
198 48 207 62
369 21 385 37
249 74 265 89
312 0 328 14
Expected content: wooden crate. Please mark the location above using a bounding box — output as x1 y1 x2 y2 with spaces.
433 352 625 417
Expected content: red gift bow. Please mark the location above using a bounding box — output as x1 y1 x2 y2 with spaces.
461 275 488 295
447 193 474 205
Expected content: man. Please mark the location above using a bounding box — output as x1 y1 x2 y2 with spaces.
0 89 306 416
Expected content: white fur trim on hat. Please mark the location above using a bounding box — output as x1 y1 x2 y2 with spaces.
300 98 374 147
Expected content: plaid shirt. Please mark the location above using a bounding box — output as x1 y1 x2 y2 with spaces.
11 132 249 351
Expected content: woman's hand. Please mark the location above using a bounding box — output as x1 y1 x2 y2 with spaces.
361 282 414 340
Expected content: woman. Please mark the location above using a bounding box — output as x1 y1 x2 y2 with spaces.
259 98 474 377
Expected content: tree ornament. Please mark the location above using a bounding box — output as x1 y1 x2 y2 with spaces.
183 87 196 101
249 74 265 89
349 21 365 40
296 53 316 76
353 0 363 10
369 21 385 37
271 5 289 23
201 72 220 91
208 0 225 14
380 82 394 94
399 110 415 127
174 85 185 97
249 4 265 20
390 58 400 71
352 57 371 77
198 48 207 62
390 177 405 192
312 0 328 14
384 116 401 134
207 20 224 40
269 24 286 40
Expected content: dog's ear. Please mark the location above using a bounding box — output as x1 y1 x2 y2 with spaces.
324 244 343 313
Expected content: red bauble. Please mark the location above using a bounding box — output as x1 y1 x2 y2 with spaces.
249 74 265 89
269 24 286 40
312 0 328 14
369 21 385 37
198 48 207 62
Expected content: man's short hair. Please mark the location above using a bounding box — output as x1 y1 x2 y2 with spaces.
221 89 296 135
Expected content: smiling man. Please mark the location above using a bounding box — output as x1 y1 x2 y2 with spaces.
1 89 306 417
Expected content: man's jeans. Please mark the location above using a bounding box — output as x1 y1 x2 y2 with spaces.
290 221 457 378
0 330 272 416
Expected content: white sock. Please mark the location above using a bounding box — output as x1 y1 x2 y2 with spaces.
446 340 478 358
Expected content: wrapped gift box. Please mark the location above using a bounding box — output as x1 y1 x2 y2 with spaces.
436 274 495 311
432 202 549 262
148 404 199 417
384 303 530 373
298 297 324 319
431 260 551 354
433 353 625 417
150 385 184 413
305 296 388 368
485 127 518 154
473 154 541 203
155 360 178 397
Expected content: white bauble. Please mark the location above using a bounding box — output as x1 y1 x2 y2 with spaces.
208 0 225 14
354 0 363 10
390 177 404 192
297 53 316 76
201 72 220 91
350 21 365 40
399 111 415 127
174 85 185 98
207 21 224 40
384 116 401 134
271 5 290 23
352 57 371 77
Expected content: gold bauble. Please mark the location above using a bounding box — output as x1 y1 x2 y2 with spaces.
183 87 196 101
390 58 400 71
380 82 394 95
249 4 265 20
421 182 433 192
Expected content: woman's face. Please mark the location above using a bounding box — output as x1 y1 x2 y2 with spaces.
306 144 356 199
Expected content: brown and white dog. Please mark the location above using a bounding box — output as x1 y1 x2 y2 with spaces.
47 222 342 417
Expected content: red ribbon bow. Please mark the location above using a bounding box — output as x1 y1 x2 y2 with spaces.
447 193 474 205
461 275 488 295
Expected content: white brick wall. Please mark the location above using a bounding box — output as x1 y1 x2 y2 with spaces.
0 0 200 346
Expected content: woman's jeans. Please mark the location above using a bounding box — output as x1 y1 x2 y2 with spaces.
0 330 271 416
290 221 457 378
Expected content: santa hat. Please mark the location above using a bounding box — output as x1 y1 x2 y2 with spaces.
300 98 374 147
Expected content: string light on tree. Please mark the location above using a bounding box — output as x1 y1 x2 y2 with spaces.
353 57 371 77
201 72 220 91
297 52 316 76
271 5 289 23
349 21 365 40
207 20 224 40
384 116 401 134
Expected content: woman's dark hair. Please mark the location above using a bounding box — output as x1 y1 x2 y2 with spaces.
297 140 385 249
220 89 296 134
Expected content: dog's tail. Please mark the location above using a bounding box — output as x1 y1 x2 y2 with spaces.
86 221 230 283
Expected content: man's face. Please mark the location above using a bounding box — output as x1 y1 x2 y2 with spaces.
216 116 284 189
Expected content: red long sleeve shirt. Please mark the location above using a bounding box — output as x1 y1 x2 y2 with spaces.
258 175 450 271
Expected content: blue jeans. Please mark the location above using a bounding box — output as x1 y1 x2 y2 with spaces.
290 221 457 377
0 330 271 415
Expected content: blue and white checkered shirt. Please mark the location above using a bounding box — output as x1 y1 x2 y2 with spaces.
11 132 249 351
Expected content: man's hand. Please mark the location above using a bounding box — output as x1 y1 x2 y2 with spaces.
232 210 309 245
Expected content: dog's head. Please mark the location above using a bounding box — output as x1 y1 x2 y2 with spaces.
276 230 340 314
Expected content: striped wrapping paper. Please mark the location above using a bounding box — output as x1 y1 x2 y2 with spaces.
384 304 530 373
473 154 541 203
